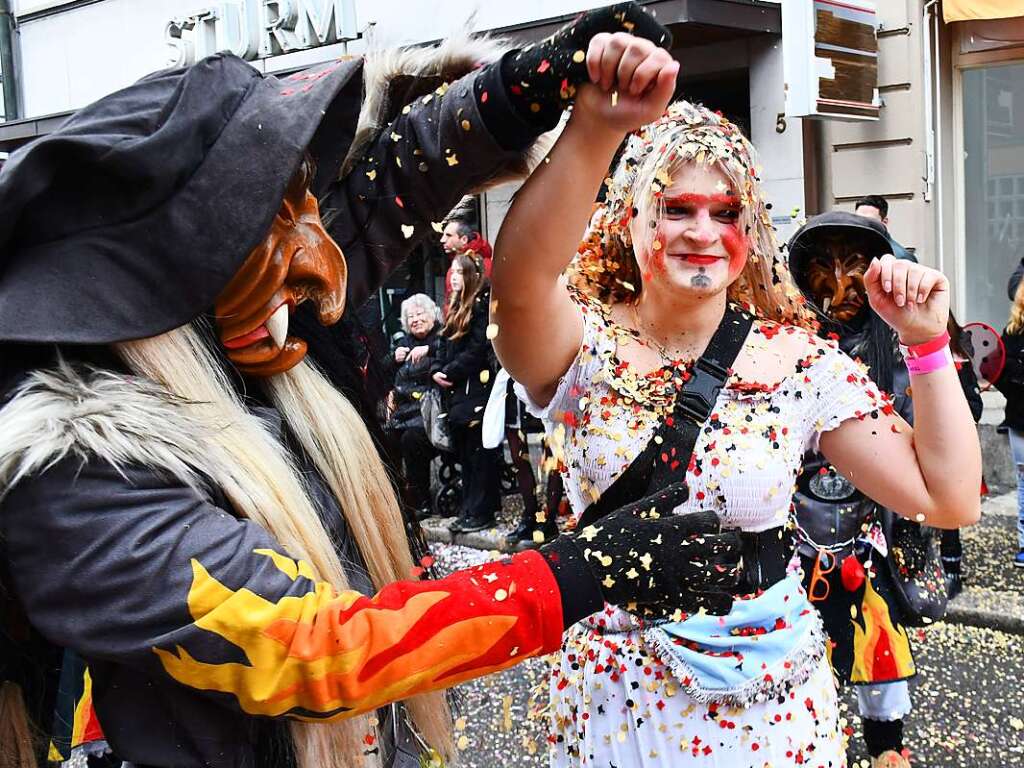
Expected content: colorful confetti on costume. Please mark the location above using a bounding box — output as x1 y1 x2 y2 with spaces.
514 103 894 766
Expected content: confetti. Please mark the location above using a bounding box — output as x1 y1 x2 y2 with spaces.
400 224 414 239
486 323 499 340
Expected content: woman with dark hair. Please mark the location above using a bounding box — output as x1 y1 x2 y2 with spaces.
432 253 501 532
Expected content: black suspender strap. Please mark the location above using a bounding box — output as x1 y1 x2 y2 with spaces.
577 307 754 529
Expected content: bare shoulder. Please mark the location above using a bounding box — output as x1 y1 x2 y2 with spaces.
732 320 830 386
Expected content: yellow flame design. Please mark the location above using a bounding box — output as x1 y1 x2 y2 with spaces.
153 550 521 719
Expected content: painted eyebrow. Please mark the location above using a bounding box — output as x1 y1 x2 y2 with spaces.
664 193 741 207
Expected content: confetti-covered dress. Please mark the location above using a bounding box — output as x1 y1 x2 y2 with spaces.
517 300 887 767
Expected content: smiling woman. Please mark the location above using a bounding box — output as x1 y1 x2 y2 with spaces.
491 29 981 768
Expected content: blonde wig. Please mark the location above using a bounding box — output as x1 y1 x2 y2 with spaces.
117 323 452 768
569 100 815 329
1008 276 1024 335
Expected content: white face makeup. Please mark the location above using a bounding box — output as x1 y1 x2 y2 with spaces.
629 163 748 302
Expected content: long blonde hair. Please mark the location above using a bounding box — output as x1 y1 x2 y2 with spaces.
117 323 452 768
569 101 815 329
1008 277 1024 335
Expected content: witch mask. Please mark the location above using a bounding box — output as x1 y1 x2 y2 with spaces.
214 159 347 377
805 237 871 323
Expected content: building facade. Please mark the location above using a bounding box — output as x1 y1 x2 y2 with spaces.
3 0 1023 337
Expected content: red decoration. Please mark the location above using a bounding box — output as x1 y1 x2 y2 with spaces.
840 554 865 592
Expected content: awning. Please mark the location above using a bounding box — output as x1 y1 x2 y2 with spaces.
944 0 1024 23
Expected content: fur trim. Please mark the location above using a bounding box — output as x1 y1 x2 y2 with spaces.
0 360 215 499
343 29 558 188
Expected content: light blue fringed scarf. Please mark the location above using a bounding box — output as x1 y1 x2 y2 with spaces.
642 575 827 706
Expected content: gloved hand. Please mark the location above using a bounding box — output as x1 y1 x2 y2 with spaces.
540 484 742 627
481 2 673 135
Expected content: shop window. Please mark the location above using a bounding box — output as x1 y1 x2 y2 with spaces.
962 61 1024 330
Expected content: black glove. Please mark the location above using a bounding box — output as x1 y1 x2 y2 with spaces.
540 484 741 628
475 2 673 149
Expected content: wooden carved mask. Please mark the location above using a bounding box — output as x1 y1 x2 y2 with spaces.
805 236 871 323
214 159 347 377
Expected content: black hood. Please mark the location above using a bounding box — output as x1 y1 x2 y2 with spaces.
0 53 363 346
787 210 895 301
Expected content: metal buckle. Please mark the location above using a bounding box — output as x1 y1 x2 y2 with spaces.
675 357 729 424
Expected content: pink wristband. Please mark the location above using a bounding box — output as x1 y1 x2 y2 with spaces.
905 346 953 376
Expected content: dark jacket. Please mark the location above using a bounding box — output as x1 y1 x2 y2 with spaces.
996 329 1024 431
0 53 547 768
387 327 440 431
432 287 495 428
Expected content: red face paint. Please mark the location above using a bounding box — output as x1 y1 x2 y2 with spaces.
664 193 741 208
721 224 749 275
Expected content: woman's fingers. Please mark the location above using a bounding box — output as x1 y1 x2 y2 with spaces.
904 265 924 306
586 33 611 84
890 258 910 307
915 270 944 303
630 49 675 96
878 253 895 295
597 33 628 90
615 39 648 93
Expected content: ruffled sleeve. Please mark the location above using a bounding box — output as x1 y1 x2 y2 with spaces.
798 339 888 453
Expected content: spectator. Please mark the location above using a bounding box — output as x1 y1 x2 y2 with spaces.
432 253 501 532
854 194 916 262
440 218 492 305
385 294 443 519
994 278 1024 568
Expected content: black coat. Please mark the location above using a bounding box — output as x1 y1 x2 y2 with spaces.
432 288 495 429
996 329 1024 431
387 328 440 431
0 51 543 768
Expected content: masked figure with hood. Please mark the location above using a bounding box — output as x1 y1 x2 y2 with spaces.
0 6 747 768
787 211 936 768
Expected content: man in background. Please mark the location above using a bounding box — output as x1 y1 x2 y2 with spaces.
854 194 916 262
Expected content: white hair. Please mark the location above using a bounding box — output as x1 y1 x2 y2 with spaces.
400 293 441 333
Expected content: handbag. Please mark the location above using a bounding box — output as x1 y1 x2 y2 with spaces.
420 388 453 453
883 513 948 626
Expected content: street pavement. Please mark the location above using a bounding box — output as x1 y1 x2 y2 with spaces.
425 490 1024 767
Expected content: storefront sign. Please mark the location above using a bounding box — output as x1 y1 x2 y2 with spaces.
782 0 880 121
165 0 357 67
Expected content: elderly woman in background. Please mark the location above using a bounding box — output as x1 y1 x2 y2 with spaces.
386 293 443 519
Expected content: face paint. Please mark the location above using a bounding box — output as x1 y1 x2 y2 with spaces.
690 266 712 289
214 161 347 377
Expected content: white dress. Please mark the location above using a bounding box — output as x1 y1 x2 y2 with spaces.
515 300 885 768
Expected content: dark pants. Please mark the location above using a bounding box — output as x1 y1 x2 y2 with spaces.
451 420 500 519
395 426 436 510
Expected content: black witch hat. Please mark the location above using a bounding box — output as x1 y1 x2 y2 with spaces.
0 53 364 345
786 210 895 298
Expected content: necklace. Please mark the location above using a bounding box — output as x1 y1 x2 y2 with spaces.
629 302 692 368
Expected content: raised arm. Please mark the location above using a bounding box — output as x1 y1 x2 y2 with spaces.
324 2 673 311
492 35 678 405
820 255 982 529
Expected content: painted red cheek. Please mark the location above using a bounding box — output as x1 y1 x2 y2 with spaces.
721 225 749 275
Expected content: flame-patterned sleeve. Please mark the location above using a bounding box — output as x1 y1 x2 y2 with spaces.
1 456 566 721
